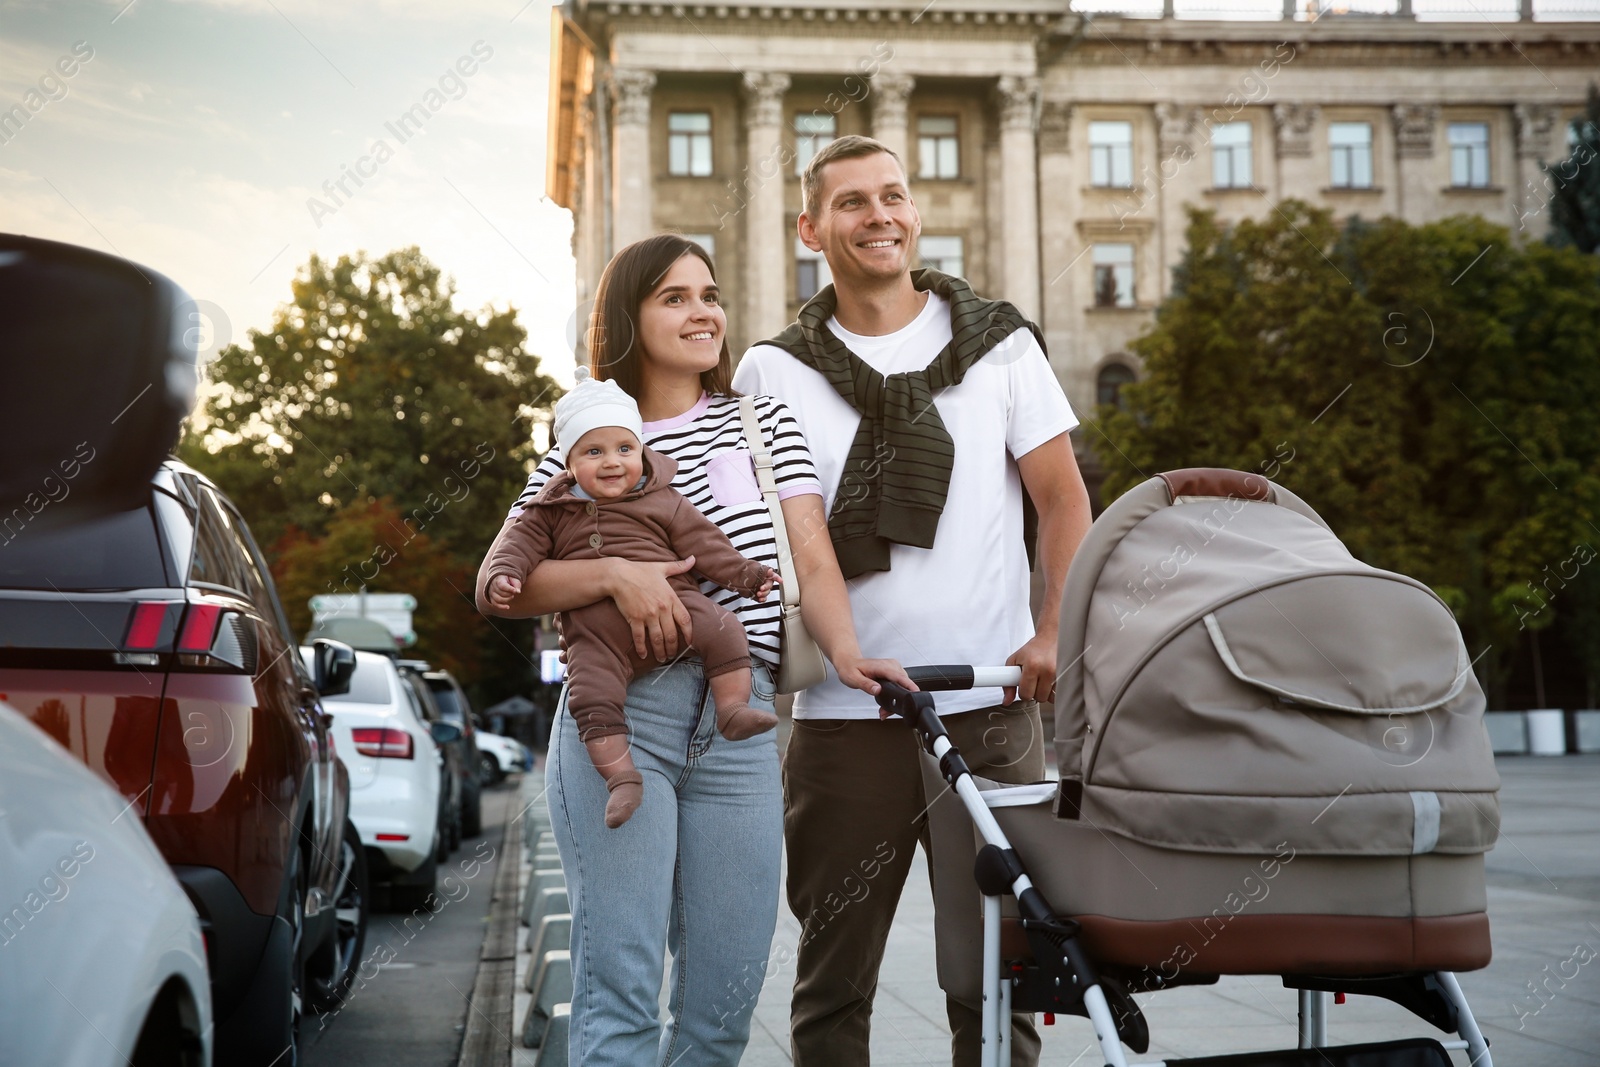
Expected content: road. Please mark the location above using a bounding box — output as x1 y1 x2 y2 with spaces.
304 781 516 1067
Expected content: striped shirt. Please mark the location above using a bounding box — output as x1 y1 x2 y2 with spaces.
509 392 821 667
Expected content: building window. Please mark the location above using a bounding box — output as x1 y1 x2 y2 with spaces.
668 112 713 177
1090 121 1133 188
1329 122 1373 189
796 238 831 302
917 116 960 179
794 113 836 175
1092 244 1135 308
681 233 715 256
1097 363 1137 410
1211 121 1252 189
919 235 964 278
1449 122 1491 188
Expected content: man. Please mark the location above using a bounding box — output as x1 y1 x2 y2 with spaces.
732 135 1092 1066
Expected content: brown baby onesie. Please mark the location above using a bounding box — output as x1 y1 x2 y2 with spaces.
477 449 771 741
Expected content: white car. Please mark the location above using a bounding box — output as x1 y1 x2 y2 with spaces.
300 650 459 910
474 729 530 784
0 701 212 1067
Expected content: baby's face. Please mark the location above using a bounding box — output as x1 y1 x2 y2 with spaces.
570 426 644 500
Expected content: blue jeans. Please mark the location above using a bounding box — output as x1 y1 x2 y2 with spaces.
548 659 782 1066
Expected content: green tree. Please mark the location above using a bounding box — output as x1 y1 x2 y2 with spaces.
180 248 561 705
273 499 480 678
1095 203 1600 704
1545 83 1600 255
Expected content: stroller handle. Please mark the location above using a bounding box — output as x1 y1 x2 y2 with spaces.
901 665 1023 692
875 666 1023 722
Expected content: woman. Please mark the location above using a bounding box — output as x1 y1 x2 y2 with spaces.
478 234 906 1066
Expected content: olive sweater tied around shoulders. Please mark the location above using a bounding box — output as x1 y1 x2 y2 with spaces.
761 268 1044 580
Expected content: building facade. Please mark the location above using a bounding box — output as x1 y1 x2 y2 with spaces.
546 0 1598 434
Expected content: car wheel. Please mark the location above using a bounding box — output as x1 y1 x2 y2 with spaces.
216 846 305 1066
462 784 483 838
388 844 438 912
308 820 368 1013
478 751 502 787
447 802 462 853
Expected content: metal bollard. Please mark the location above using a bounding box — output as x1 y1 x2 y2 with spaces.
531 1003 570 1066
521 949 573 1047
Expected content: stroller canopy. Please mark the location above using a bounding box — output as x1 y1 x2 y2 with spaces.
1054 469 1498 858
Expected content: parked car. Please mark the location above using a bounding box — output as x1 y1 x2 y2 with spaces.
0 700 212 1067
419 669 484 835
474 728 532 785
306 649 462 910
397 663 470 855
0 459 367 1066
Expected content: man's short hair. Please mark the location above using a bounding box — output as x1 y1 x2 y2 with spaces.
801 134 906 217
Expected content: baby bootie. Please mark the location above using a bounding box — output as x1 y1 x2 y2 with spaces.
605 770 644 828
716 703 778 742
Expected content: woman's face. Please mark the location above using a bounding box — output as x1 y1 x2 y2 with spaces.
636 253 725 386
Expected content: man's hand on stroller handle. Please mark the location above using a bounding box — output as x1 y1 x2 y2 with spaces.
1005 632 1057 705
873 666 1024 719
835 657 915 699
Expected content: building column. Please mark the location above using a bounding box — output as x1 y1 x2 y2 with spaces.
871 72 915 163
1513 103 1558 236
1392 104 1438 222
1271 103 1321 201
995 75 1041 320
611 68 655 251
742 71 791 341
1036 100 1079 393
1154 103 1198 306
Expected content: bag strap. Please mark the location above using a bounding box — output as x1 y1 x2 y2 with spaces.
738 396 801 611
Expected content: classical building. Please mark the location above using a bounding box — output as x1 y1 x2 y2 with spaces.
546 0 1598 438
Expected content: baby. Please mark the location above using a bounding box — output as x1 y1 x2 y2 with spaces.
481 369 779 828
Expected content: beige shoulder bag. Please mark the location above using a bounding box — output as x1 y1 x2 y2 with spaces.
738 396 827 694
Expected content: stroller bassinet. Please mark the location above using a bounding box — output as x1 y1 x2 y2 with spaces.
887 468 1500 1065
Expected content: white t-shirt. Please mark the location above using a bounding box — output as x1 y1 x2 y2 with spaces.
734 292 1078 718
508 393 821 668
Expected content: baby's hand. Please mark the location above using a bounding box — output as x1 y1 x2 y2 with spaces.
754 567 780 602
488 574 522 610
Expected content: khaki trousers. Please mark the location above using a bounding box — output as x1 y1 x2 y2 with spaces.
784 702 1046 1067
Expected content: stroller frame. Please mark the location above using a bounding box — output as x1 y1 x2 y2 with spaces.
874 665 1494 1067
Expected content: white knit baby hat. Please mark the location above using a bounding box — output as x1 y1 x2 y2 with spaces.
554 367 644 457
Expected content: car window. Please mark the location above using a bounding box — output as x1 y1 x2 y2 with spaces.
332 657 396 704
399 676 429 724
188 485 247 594
207 489 300 652
0 503 170 590
428 682 463 724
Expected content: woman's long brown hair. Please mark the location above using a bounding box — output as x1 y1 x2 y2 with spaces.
586 234 735 400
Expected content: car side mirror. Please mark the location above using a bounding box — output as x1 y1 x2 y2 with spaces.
430 721 463 745
312 639 356 697
0 234 201 528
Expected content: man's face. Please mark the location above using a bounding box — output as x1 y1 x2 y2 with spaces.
799 152 921 286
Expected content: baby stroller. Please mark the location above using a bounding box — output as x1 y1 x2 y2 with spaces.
873 468 1499 1067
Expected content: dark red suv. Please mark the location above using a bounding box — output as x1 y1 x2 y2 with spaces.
0 459 366 1066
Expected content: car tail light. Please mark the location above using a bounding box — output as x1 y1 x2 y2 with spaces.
375 833 410 841
170 603 258 674
351 727 414 759
124 602 173 649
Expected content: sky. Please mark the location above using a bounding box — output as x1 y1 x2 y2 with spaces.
0 0 580 385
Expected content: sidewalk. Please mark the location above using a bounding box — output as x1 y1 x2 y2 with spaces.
737 753 1600 1066
516 752 1600 1065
